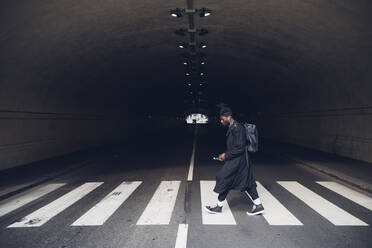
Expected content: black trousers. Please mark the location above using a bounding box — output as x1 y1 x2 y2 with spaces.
218 185 259 202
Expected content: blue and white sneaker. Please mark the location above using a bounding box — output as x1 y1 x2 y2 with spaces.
246 204 264 216
204 204 222 214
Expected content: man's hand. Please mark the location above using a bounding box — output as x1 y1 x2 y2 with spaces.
218 153 226 161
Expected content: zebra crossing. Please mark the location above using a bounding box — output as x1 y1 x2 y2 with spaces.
8 182 103 227
200 180 236 225
0 180 370 228
136 180 181 225
255 181 303 226
72 181 142 226
278 181 368 226
0 183 66 218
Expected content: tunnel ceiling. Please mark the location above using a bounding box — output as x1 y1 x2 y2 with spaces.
1 0 371 118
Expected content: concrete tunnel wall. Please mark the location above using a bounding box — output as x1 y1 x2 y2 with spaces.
259 102 372 163
255 38 372 163
253 5 372 163
0 89 180 172
0 76 183 171
0 81 130 171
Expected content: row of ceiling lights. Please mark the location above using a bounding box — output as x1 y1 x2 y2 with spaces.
178 42 207 49
169 4 212 107
170 8 212 18
183 61 205 65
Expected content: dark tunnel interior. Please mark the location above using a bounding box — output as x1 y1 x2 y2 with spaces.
0 1 372 247
0 0 371 171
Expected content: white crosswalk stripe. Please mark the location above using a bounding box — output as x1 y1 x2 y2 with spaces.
200 180 236 225
316 181 372 211
175 224 188 248
256 181 303 225
0 183 66 217
278 181 368 226
71 181 142 226
1 180 369 228
7 182 103 228
136 181 181 225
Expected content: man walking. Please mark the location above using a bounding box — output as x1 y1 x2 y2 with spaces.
204 105 264 216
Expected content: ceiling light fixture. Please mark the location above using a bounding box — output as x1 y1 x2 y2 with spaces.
199 8 212 17
200 42 207 49
170 8 183 18
178 42 188 49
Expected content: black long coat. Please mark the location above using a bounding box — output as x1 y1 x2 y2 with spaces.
213 121 257 194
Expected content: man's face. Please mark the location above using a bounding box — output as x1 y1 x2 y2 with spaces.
220 116 230 126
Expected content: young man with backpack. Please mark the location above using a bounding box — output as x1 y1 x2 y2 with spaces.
204 105 265 216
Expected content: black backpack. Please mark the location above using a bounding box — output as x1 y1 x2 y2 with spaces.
243 123 258 153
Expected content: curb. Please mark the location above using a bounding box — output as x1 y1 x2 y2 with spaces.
0 159 93 202
279 153 372 195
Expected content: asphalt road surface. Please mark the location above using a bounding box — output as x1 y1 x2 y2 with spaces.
0 125 371 248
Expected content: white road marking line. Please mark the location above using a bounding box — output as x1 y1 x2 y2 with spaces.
0 183 66 217
278 181 368 226
175 224 188 248
187 127 198 181
317 181 372 211
200 180 236 225
7 182 103 228
71 181 142 226
136 181 181 225
256 181 303 225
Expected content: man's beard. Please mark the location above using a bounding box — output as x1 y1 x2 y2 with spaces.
222 120 229 126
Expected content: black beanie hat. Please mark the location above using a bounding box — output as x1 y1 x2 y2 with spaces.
219 106 233 117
